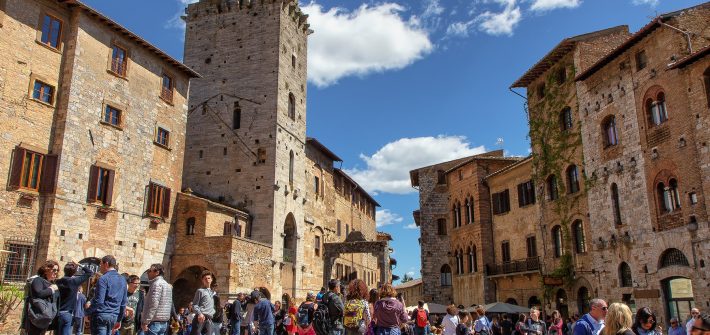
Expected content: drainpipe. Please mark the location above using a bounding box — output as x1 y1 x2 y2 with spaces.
659 20 693 54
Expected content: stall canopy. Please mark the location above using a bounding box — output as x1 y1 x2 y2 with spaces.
465 302 531 314
406 303 449 314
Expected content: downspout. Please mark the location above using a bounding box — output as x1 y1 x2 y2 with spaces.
659 20 693 54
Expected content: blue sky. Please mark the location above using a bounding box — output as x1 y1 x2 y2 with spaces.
82 0 704 283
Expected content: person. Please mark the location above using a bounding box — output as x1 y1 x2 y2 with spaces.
317 288 327 304
245 294 257 335
120 275 144 335
573 299 607 335
25 260 60 335
212 282 224 335
75 286 88 335
667 319 685 335
473 306 492 335
442 305 460 335
456 312 471 335
687 310 701 335
548 311 563 335
515 314 527 335
368 289 379 321
689 314 709 335
191 270 216 335
501 315 513 335
414 301 430 335
373 283 409 335
492 316 502 335
296 292 318 335
253 290 275 335
324 279 345 335
86 255 128 335
287 297 298 335
275 301 286 335
57 261 94 335
343 279 370 335
141 264 173 335
632 307 660 335
603 303 633 335
525 308 546 335
230 293 246 335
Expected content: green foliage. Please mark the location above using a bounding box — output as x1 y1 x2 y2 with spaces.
0 283 24 325
401 273 414 283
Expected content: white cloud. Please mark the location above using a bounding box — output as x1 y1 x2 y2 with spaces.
345 135 486 194
406 271 416 277
422 0 445 17
631 0 658 6
446 20 476 37
376 209 404 227
475 0 522 36
166 0 198 30
530 0 581 11
302 3 433 87
404 223 419 230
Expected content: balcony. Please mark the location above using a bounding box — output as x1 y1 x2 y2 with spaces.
486 257 540 277
283 248 295 263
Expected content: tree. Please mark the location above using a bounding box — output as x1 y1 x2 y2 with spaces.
401 273 414 283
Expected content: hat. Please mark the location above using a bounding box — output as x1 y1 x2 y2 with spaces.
307 292 315 299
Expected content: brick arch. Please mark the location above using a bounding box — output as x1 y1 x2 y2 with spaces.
642 85 668 126
172 265 211 310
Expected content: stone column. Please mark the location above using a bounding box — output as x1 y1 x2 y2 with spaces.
323 255 336 287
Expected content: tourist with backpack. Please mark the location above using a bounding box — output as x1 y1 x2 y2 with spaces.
473 306 492 335
414 301 430 335
525 308 546 335
373 283 409 335
343 279 370 335
297 292 318 335
230 293 246 335
319 279 345 335
25 260 60 335
286 296 298 335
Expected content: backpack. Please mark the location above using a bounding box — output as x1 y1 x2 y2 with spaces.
297 303 313 327
343 299 366 329
313 293 332 335
416 309 428 328
476 318 491 335
26 277 58 329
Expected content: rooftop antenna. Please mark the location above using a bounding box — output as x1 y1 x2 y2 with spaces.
496 138 504 150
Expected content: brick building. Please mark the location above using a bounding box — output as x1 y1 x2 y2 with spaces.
395 278 424 306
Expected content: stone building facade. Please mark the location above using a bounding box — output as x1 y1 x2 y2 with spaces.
395 278 424 306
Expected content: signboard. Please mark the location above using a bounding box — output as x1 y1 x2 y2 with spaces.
543 276 564 286
78 257 101 275
633 289 661 299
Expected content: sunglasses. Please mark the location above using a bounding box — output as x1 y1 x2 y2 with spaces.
643 319 655 324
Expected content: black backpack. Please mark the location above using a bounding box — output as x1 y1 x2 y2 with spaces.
313 293 332 335
297 303 313 327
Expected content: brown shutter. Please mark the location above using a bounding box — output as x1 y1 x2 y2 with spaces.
39 155 58 194
146 183 154 215
517 184 524 207
9 146 26 190
87 165 98 202
104 169 115 206
161 187 171 218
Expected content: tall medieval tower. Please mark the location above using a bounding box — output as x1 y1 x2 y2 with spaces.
182 0 312 296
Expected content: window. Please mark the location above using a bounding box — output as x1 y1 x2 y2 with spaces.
40 14 62 49
315 236 321 257
552 225 563 258
155 127 170 147
337 219 342 236
659 248 689 268
517 180 536 207
466 247 473 273
471 246 478 272
464 198 471 224
603 116 618 147
468 197 474 223
437 170 446 185
257 148 266 164
146 182 171 217
526 236 537 258
704 67 710 108
32 80 54 105
455 251 462 275
288 93 296 120
88 165 115 206
102 105 122 127
3 242 34 282
560 107 573 131
572 220 586 253
635 50 647 71
647 92 669 126
223 221 233 235
458 170 463 181
161 73 174 103
110 44 128 77
288 151 294 185
567 165 580 194
492 189 510 214
314 176 320 196
547 175 559 201
501 241 511 262
555 67 567 84
619 262 632 287
291 54 296 68
658 179 681 213
537 83 545 99
233 102 241 129
346 224 350 236
16 149 43 191
437 219 447 235
452 202 461 228
611 183 622 225
440 265 452 286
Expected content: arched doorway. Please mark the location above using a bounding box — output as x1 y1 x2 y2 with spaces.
528 296 541 308
173 265 208 310
281 214 297 297
577 287 590 314
506 298 519 305
662 277 695 322
556 289 569 318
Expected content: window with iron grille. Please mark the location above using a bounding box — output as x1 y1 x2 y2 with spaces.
111 44 127 77
3 240 35 282
33 80 54 105
659 248 689 268
40 14 62 49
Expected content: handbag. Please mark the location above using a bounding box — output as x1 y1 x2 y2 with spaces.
27 279 57 329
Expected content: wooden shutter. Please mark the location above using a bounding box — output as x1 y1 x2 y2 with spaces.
530 181 536 204
146 182 155 215
161 187 171 218
9 146 26 190
87 165 98 202
492 193 500 215
517 184 524 207
104 169 115 206
39 155 58 194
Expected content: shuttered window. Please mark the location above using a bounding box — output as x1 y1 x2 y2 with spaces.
87 165 114 206
9 146 57 194
517 180 536 207
146 182 171 217
492 189 510 214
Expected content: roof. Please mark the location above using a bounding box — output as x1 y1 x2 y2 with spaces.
60 0 200 78
377 231 393 241
667 44 710 70
306 137 342 162
445 156 523 175
394 278 422 289
575 2 710 82
484 155 533 180
510 26 628 88
409 150 507 187
334 169 380 207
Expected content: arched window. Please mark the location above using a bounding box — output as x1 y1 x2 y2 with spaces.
186 217 195 235
466 247 473 273
471 245 478 272
288 93 296 120
659 248 690 268
440 265 452 286
464 199 471 224
704 67 710 107
437 219 447 235
611 183 622 225
458 249 465 275
453 202 461 228
577 287 590 314
288 150 294 186
658 179 681 213
567 165 580 194
469 197 475 223
560 107 573 131
619 262 632 287
647 91 668 126
547 175 559 201
552 225 563 258
437 170 446 185
603 115 618 147
572 220 586 253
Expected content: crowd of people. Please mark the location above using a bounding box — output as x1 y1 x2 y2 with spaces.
19 258 710 335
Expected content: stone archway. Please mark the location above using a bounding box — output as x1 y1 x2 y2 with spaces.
281 213 297 298
173 265 209 309
322 231 391 287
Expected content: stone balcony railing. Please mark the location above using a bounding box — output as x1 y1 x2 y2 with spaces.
485 257 541 276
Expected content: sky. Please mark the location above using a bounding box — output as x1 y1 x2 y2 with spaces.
81 0 705 283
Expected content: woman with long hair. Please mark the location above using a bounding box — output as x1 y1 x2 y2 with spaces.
373 283 409 335
604 303 634 335
25 260 60 335
344 279 371 335
632 307 661 335
548 311 564 335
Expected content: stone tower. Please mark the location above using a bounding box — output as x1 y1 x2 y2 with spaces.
182 0 312 295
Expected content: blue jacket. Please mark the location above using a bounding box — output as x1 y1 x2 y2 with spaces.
253 299 275 326
573 314 601 335
86 269 128 322
57 265 94 313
